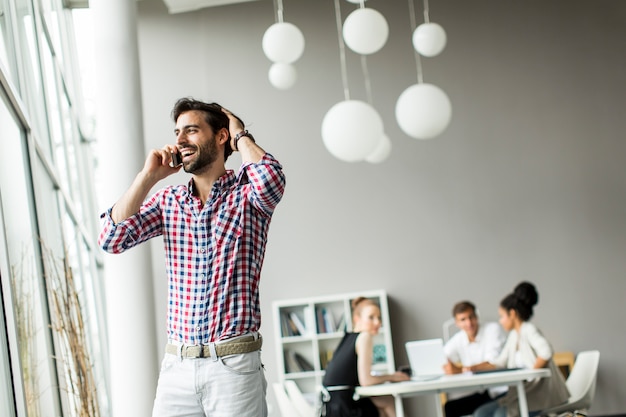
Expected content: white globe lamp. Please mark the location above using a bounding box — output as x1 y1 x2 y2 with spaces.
395 83 452 139
268 63 297 90
262 22 305 64
365 134 391 163
413 22 447 57
342 8 389 55
322 100 384 162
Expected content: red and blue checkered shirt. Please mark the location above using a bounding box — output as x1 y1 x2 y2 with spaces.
98 154 285 344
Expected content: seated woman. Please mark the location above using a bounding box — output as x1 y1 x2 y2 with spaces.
467 282 569 417
321 297 409 417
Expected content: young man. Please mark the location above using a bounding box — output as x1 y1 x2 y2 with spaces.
442 301 506 417
98 98 286 416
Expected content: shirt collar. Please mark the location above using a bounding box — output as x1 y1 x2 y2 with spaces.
187 170 236 197
461 326 483 345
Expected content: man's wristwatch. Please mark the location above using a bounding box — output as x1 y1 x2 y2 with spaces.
233 130 255 151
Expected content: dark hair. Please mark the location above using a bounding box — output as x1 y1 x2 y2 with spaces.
452 301 476 317
171 97 245 161
500 281 539 321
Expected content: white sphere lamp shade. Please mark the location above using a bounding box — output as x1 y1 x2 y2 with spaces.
322 100 384 162
262 22 305 64
395 83 452 139
268 63 297 90
365 134 391 163
413 22 447 57
342 8 389 55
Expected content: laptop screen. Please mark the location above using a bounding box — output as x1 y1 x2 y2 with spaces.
405 338 446 377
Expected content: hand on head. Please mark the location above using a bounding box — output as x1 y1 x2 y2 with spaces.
221 107 245 150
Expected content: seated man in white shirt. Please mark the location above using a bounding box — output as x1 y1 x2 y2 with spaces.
442 301 506 417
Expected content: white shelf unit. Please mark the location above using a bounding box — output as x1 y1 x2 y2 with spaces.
272 289 403 413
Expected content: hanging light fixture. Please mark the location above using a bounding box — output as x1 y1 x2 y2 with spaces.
365 134 392 164
321 0 390 163
396 83 451 139
342 6 389 55
322 100 384 162
395 0 451 140
413 21 447 57
262 0 305 90
268 62 298 90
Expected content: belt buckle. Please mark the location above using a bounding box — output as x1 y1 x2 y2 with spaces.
199 345 209 359
184 344 201 358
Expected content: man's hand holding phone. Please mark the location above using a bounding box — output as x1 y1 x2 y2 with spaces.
170 150 182 167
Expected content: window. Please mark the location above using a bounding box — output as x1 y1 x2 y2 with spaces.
0 1 108 416
0 0 17 83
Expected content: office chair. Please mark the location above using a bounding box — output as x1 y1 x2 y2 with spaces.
540 350 600 416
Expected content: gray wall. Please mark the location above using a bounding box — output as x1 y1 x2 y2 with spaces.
136 0 626 415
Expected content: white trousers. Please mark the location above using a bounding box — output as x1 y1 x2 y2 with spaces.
152 350 268 417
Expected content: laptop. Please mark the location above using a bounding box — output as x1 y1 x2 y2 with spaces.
405 338 446 381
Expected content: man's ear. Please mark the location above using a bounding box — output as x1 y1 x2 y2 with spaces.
218 127 230 145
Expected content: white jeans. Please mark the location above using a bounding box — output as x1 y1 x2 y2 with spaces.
152 350 268 417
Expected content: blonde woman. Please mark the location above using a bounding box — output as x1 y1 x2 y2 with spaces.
321 297 409 417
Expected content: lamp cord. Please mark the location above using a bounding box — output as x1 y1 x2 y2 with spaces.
333 0 350 101
408 0 424 84
275 0 284 22
361 55 373 105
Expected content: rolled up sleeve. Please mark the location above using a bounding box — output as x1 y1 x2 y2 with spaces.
242 154 286 216
98 194 164 253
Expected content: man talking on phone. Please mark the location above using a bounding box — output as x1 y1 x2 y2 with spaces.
98 98 286 416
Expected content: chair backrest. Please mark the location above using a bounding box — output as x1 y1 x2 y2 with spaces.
273 382 300 417
565 350 600 407
284 380 317 417
442 317 457 343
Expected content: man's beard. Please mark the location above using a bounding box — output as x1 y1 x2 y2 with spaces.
183 135 220 174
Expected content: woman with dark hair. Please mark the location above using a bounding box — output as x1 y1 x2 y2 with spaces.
320 297 409 417
468 282 569 417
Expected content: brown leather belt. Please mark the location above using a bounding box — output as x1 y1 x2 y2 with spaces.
165 335 262 358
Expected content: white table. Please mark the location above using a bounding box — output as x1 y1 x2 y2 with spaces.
355 368 551 417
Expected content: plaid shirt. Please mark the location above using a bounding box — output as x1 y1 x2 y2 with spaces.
98 154 285 344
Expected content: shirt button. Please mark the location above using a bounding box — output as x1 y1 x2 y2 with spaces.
200 248 206 253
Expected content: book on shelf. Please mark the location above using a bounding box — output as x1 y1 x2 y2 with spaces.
336 314 346 332
295 352 314 371
285 349 314 373
281 310 310 337
280 312 291 336
323 308 336 333
316 307 343 333
320 349 334 370
289 311 307 335
281 312 299 336
316 307 326 333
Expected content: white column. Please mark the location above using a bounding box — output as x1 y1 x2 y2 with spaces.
91 1 158 416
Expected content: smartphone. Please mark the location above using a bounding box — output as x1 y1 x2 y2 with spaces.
170 151 182 167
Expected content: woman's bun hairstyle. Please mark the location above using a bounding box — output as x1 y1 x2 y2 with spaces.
501 281 539 321
514 281 538 308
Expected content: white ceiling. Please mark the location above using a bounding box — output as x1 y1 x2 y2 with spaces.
161 0 260 14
